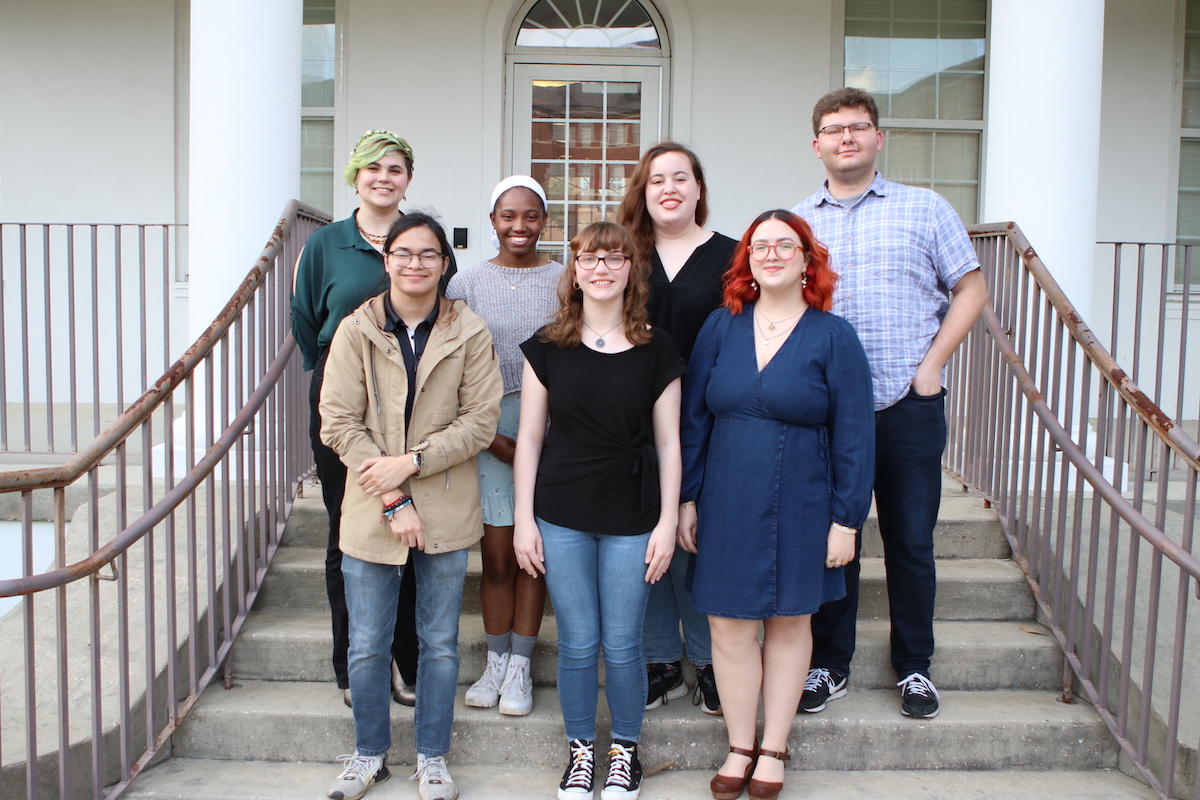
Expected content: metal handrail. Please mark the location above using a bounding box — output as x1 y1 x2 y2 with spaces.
0 201 328 798
955 221 1200 800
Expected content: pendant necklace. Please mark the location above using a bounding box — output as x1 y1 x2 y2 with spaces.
583 320 621 348
754 308 804 347
491 260 535 291
758 306 803 331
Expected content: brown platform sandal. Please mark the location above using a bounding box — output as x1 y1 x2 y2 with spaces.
746 747 791 800
710 739 758 800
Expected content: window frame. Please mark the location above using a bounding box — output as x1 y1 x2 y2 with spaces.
831 0 991 224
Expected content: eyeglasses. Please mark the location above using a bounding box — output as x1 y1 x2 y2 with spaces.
575 253 629 270
748 243 803 261
386 249 444 267
817 122 877 138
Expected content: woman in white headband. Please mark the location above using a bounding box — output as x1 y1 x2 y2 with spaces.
446 175 566 717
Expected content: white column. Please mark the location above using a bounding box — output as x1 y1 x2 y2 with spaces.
188 0 302 341
983 0 1104 323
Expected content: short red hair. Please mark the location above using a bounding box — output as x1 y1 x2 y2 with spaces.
723 210 836 314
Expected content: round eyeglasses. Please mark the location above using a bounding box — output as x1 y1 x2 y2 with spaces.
386 249 444 267
748 243 802 261
817 122 877 138
575 253 629 270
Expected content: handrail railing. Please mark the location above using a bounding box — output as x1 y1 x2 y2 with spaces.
952 221 1199 799
0 222 186 457
0 201 327 798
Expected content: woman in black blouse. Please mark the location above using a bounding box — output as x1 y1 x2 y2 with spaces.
513 221 684 800
617 142 736 715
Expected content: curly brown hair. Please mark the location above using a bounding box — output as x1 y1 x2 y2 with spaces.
540 222 651 348
615 142 709 268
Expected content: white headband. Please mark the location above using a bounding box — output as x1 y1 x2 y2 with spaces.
490 175 548 211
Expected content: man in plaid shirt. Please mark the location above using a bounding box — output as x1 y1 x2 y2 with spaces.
792 87 989 719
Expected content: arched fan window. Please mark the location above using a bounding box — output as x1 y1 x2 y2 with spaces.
516 0 662 50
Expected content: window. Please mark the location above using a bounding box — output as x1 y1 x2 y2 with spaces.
516 0 661 50
508 1 667 262
844 0 986 222
301 0 335 214
1177 0 1200 286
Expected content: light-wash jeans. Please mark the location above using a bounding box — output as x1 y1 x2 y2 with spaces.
538 517 652 743
342 548 468 757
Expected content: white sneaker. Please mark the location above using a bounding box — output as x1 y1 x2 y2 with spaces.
498 653 534 716
464 650 509 708
410 754 458 800
327 752 389 800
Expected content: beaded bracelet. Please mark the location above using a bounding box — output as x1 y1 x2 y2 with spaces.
382 495 413 519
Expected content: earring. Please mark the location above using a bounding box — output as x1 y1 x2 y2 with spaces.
751 279 759 291
573 281 581 290
802 274 809 288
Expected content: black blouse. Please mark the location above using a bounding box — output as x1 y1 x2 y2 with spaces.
521 329 686 536
647 232 738 363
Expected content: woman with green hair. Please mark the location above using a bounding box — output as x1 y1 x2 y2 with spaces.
292 130 447 709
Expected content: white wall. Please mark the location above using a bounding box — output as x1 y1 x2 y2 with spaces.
0 0 179 223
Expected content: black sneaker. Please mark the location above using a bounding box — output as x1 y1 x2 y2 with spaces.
601 739 642 800
558 738 594 800
898 672 940 719
692 664 721 715
799 667 848 713
645 661 687 710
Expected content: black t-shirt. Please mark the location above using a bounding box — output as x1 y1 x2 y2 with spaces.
647 232 738 364
520 328 686 535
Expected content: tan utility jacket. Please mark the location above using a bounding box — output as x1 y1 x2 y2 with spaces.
319 293 502 565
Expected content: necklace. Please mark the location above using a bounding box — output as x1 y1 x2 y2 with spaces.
754 308 804 347
490 260 538 291
583 320 621 348
357 223 387 247
757 306 804 331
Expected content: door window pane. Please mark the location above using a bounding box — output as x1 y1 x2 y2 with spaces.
302 0 335 107
529 79 643 262
879 129 980 223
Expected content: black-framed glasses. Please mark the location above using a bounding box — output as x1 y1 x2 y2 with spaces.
748 243 803 261
575 253 629 270
817 122 876 138
386 249 444 267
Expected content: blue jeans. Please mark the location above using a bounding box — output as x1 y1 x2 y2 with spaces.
810 387 946 679
642 544 712 666
342 548 468 757
538 518 653 743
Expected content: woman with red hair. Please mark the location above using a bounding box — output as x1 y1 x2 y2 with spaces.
677 210 874 800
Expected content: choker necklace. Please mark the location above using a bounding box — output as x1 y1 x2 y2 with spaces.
758 306 804 331
583 320 621 348
358 224 387 247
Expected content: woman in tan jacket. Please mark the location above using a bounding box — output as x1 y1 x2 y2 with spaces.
319 212 502 800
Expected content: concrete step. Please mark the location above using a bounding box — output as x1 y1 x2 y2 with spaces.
125 759 1159 800
173 681 1115 771
232 611 1062 692
254 549 1035 621
280 492 1010 559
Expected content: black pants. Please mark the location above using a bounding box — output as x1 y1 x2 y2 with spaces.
310 355 418 688
809 387 946 679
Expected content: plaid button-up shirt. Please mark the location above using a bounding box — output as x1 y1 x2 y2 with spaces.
792 174 979 411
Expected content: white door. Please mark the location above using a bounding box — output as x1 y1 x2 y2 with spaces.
511 63 663 262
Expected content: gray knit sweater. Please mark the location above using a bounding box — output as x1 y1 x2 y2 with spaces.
446 259 566 394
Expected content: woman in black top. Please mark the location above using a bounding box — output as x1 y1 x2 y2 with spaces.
513 222 684 800
617 142 736 714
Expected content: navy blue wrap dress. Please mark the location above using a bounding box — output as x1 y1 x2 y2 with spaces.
681 304 875 619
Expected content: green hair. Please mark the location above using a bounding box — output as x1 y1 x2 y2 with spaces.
343 130 415 187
